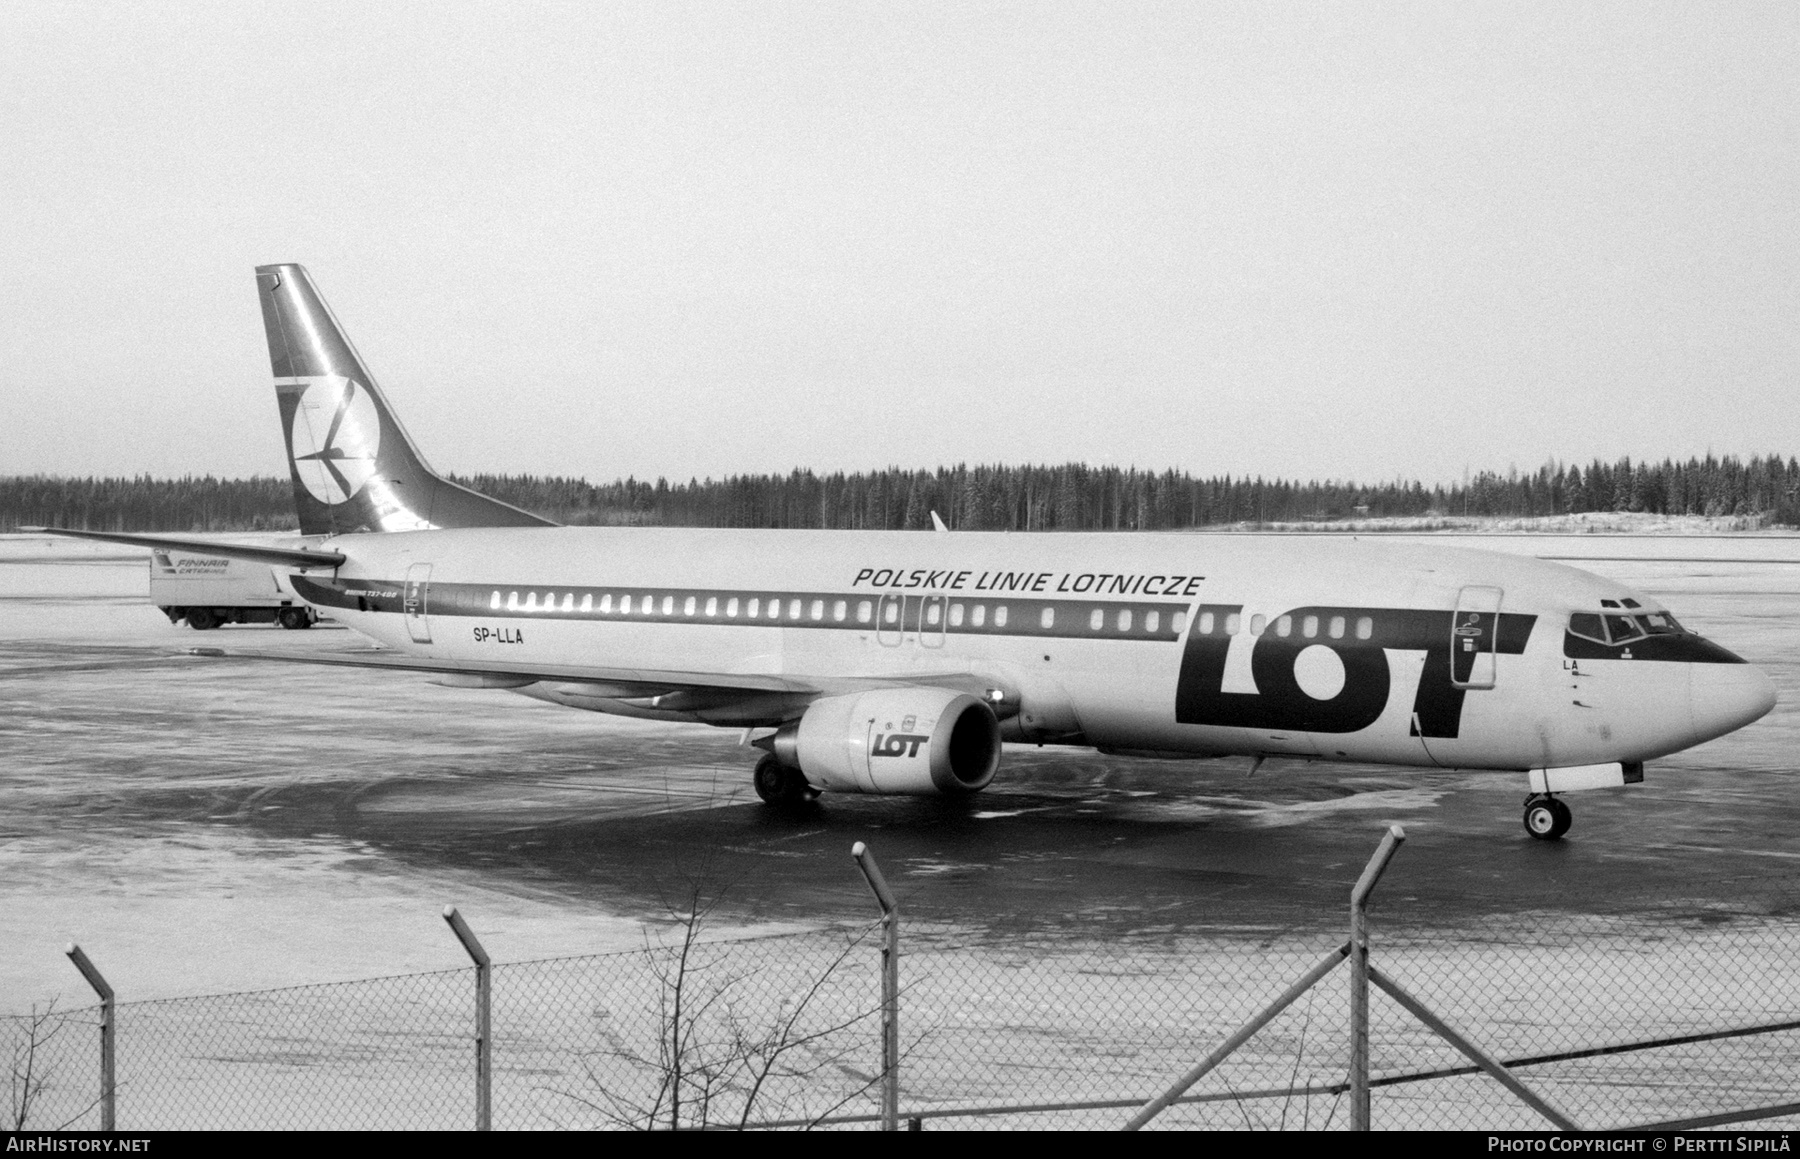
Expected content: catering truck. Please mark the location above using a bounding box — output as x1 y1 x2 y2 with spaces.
148 544 319 630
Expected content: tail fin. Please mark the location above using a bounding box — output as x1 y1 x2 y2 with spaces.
255 264 556 534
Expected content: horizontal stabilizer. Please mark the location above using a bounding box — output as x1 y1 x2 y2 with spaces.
25 527 346 569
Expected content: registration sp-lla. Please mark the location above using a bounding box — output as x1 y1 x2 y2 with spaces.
39 265 1778 841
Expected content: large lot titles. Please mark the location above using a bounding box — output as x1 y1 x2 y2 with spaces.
851 567 1204 597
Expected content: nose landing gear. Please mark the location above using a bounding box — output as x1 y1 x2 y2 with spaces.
1523 793 1572 840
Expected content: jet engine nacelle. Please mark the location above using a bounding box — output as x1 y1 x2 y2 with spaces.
773 688 1001 796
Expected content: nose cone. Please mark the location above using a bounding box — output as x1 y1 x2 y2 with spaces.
1690 664 1778 745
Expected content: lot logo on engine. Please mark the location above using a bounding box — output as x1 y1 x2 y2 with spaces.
871 732 929 758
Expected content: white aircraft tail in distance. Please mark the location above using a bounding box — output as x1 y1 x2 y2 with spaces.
35 265 1779 841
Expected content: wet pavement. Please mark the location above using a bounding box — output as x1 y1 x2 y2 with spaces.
3 538 1799 1001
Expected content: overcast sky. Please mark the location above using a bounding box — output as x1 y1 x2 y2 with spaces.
2 2 1796 487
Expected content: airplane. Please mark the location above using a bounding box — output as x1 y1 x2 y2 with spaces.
33 264 1779 841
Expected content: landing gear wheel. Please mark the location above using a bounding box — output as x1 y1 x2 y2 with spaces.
186 608 220 631
1523 794 1572 840
753 754 811 807
278 607 311 630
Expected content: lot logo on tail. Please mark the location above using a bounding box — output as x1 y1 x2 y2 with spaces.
290 376 381 505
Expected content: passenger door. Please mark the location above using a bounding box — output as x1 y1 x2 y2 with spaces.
403 563 433 644
1451 586 1502 690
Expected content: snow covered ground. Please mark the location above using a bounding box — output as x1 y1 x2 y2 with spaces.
4 529 1800 1129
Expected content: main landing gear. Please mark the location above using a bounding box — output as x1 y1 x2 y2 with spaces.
753 753 815 808
1523 793 1572 841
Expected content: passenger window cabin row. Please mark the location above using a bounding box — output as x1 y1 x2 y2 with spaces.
1194 611 1376 641
471 592 1715 651
490 590 843 621
481 589 1194 636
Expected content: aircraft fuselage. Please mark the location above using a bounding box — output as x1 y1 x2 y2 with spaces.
289 526 1775 775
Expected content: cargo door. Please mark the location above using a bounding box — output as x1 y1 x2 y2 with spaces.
403 563 433 644
1451 585 1502 690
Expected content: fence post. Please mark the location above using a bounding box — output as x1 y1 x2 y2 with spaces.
852 842 900 1131
443 906 492 1131
1349 824 1406 1131
64 944 114 1132
1123 941 1351 1130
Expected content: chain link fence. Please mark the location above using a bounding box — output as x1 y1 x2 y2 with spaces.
5 999 104 1131
883 914 1800 1130
489 923 886 1129
10 861 1800 1130
5 924 889 1132
1367 913 1800 1132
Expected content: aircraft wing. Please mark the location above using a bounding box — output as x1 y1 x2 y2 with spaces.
187 646 1006 714
191 645 811 693
25 527 346 570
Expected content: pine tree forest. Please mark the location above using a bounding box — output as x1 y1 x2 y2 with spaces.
4 455 1798 533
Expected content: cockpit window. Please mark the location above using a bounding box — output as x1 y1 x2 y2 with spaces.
1604 615 1645 645
1568 613 1608 644
1570 609 1688 646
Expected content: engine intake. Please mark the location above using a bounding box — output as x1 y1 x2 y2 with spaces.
773 688 1001 796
